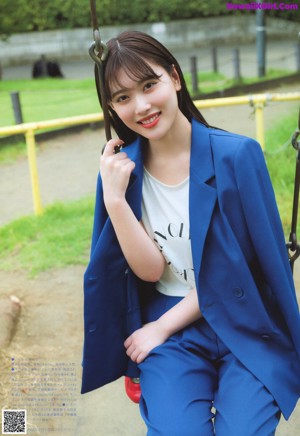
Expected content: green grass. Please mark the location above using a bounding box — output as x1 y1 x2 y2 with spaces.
184 71 228 95
0 197 94 277
185 68 292 96
0 138 28 164
264 110 299 233
242 68 294 84
0 78 100 127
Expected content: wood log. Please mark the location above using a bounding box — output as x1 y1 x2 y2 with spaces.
0 296 22 348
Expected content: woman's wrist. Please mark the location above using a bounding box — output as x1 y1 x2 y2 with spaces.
156 315 177 338
104 195 127 215
156 289 202 338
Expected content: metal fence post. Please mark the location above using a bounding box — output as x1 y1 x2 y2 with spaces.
212 47 218 73
254 102 265 151
295 43 300 72
190 56 199 95
256 4 266 77
233 48 241 81
10 92 24 124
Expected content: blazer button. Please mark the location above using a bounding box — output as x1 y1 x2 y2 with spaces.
261 334 271 341
233 287 244 298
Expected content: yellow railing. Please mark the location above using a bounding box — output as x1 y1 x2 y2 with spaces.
0 113 104 216
194 92 300 150
0 92 299 216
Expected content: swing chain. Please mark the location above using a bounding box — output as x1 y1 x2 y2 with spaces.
89 0 108 61
89 0 111 141
286 108 300 274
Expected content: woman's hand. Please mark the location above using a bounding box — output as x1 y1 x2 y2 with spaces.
124 321 170 364
124 289 203 363
100 138 135 206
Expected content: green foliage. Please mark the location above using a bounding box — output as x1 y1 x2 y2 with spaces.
0 0 91 36
0 0 231 35
1 0 298 37
0 1 15 40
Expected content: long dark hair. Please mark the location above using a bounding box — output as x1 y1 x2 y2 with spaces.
95 30 209 145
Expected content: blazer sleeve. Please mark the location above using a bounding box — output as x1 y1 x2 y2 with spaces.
234 138 300 353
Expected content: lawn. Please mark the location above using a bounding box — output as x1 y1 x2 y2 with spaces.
0 197 94 277
265 110 299 233
0 78 100 127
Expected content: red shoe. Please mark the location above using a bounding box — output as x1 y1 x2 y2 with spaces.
124 377 141 403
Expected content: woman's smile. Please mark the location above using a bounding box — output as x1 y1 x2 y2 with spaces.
138 112 161 128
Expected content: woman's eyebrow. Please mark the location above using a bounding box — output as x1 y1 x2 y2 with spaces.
111 87 131 100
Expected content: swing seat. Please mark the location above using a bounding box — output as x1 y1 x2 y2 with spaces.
124 377 141 403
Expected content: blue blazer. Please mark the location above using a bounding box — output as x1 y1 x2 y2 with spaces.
81 119 300 419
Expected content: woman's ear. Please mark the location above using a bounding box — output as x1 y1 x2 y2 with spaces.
170 65 181 91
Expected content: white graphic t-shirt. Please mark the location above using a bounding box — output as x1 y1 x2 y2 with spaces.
141 168 195 297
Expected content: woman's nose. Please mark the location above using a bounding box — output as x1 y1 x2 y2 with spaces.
135 94 151 115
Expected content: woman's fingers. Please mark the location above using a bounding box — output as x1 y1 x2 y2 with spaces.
101 139 132 169
100 137 135 204
124 333 150 363
102 138 124 157
125 343 147 363
124 336 132 349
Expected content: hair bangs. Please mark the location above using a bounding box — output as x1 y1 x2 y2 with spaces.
105 47 161 101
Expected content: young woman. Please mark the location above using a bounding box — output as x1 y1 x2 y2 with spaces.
81 31 300 435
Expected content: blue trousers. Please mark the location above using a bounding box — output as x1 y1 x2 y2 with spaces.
138 290 281 436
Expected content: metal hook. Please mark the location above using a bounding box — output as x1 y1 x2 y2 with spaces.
89 41 109 64
93 29 101 53
286 242 300 274
292 129 300 152
291 107 300 151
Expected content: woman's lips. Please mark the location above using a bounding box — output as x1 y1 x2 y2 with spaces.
138 112 161 128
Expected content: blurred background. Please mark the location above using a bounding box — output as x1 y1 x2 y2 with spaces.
0 1 299 435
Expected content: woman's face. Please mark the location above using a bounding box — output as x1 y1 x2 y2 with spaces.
109 62 182 142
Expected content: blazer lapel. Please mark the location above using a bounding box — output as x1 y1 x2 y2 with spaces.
124 137 144 221
189 120 217 289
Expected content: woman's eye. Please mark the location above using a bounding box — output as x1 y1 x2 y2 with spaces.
116 95 129 103
144 82 157 91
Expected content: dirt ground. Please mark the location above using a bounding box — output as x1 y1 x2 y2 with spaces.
0 84 300 435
